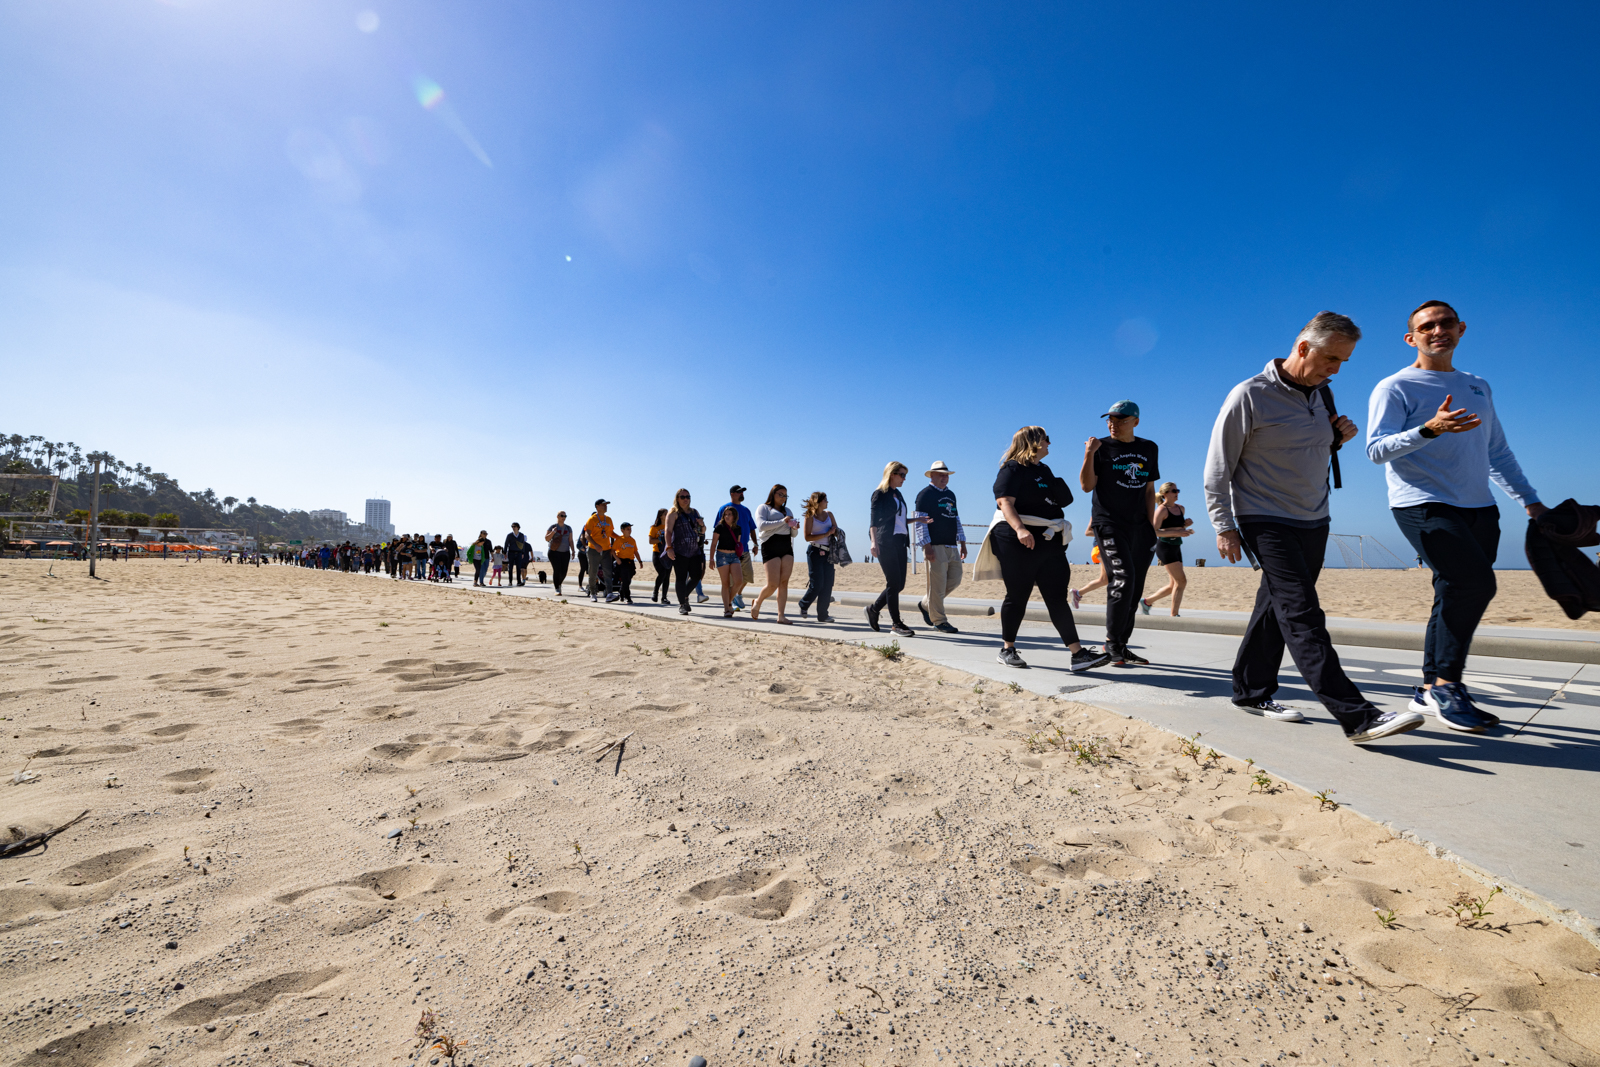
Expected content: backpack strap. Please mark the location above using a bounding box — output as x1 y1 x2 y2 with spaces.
1320 384 1343 489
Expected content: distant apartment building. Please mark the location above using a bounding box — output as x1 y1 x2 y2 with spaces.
308 509 348 525
365 498 394 537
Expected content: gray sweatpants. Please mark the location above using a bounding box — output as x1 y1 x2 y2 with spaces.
920 544 964 624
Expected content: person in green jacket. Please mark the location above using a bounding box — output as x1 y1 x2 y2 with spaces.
467 530 492 587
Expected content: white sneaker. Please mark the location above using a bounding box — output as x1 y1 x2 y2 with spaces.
1069 588 1082 610
1236 699 1306 723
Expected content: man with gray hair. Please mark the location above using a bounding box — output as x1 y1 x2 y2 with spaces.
1204 311 1426 743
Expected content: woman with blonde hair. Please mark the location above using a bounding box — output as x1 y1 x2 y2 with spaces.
975 425 1111 673
1141 481 1192 616
797 491 838 622
866 460 926 636
662 489 706 615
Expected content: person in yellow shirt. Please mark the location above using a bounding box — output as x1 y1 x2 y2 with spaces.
583 499 617 601
612 522 641 604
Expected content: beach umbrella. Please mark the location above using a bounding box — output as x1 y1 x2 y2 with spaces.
46 540 76 546
12 539 38 545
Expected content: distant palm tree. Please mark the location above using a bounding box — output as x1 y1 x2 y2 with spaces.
223 496 238 512
247 496 257 507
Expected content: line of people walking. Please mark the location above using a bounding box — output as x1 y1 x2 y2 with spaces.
285 299 1548 750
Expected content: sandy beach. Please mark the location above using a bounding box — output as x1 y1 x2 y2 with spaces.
3 560 1598 1067
775 559 1600 631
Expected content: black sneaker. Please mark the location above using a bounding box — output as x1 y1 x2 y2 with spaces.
1114 646 1150 666
934 621 960 634
799 603 809 618
678 605 691 615
1069 646 1113 673
1235 699 1306 722
998 646 1028 668
918 601 931 626
1345 708 1426 743
865 605 881 632
891 623 915 638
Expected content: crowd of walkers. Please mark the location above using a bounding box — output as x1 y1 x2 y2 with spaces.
278 300 1561 748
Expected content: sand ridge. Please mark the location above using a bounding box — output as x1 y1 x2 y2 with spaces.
2 561 1598 1067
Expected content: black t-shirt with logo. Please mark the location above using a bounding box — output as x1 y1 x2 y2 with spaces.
1091 436 1159 527
915 485 961 545
993 461 1073 520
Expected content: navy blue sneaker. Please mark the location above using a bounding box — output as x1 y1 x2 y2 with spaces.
1452 684 1502 728
1424 683 1487 733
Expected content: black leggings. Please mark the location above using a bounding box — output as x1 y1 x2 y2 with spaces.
870 533 909 625
549 551 570 592
991 524 1079 647
673 556 706 608
653 552 672 600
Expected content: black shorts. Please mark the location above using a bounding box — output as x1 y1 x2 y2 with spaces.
1155 540 1183 565
762 534 794 561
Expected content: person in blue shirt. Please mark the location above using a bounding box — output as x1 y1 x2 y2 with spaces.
713 485 757 610
1366 299 1547 733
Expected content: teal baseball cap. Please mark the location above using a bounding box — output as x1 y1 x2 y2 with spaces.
1100 400 1140 418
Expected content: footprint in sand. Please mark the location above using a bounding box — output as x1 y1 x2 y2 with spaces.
164 968 342 1026
886 840 942 862
51 846 155 886
161 767 217 793
275 863 447 905
366 741 462 765
678 868 804 921
148 723 202 738
1012 852 1153 883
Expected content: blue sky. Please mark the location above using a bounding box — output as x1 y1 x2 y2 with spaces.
2 1 1596 563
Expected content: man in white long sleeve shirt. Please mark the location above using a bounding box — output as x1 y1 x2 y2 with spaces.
1365 300 1547 733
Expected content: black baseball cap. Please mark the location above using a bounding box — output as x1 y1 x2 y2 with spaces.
594 498 610 507
729 485 747 494
619 522 632 529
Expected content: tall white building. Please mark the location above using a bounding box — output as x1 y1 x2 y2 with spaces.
365 498 394 536
309 508 348 525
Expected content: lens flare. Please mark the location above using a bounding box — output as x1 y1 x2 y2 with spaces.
413 76 445 110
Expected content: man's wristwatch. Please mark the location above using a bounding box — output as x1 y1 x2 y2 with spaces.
1419 424 1439 439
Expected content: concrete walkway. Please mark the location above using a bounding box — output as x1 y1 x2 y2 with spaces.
376 570 1600 944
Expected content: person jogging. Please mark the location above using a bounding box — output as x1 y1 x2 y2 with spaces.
584 499 617 602
1141 482 1193 616
1204 310 1425 743
913 461 967 634
1080 400 1160 666
1366 300 1545 732
545 512 574 595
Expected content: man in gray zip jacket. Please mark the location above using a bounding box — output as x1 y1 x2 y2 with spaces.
1203 310 1425 744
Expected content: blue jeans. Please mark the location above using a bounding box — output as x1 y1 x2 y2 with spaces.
800 545 835 619
1392 503 1500 685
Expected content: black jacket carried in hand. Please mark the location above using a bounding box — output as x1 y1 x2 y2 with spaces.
1524 498 1600 619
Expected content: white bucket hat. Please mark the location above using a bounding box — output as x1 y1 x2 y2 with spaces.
924 460 954 477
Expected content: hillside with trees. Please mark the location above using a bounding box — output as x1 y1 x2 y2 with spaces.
3 431 362 544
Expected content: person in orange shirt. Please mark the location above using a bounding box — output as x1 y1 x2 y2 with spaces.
612 522 641 604
583 499 617 601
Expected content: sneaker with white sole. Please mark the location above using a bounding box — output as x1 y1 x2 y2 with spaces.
696 593 710 603
1410 684 1500 728
1069 588 1082 610
1346 708 1426 743
1069 646 1112 673
1454 686 1501 728
1235 699 1306 723
1407 686 1431 714
998 646 1028 669
1423 683 1487 733
1139 598 1151 615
